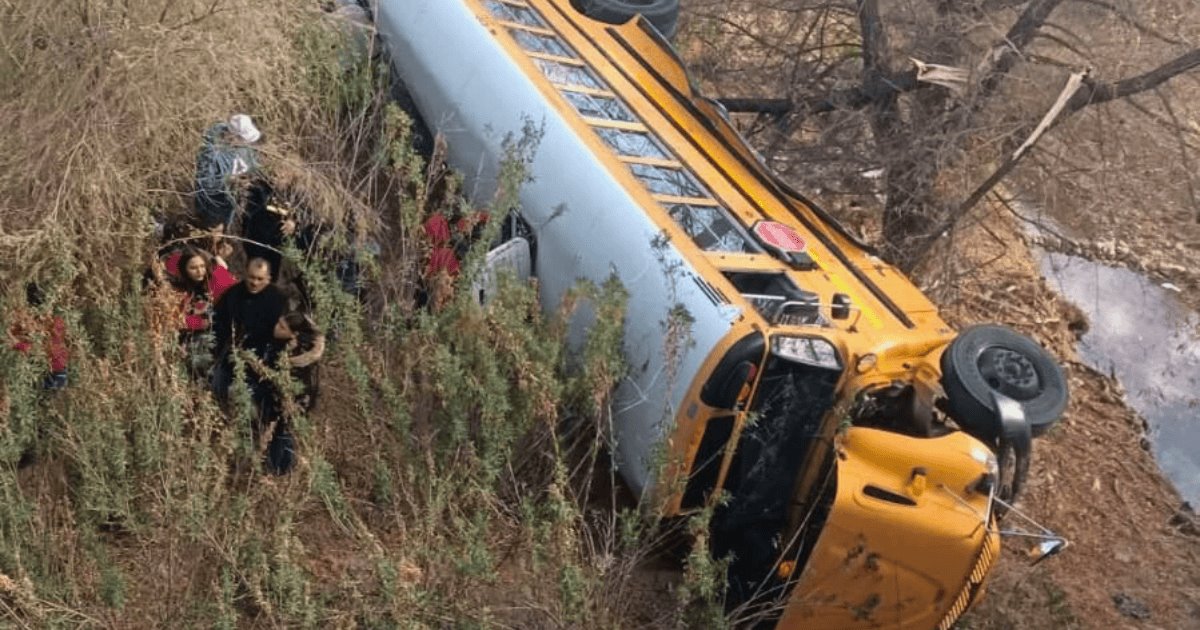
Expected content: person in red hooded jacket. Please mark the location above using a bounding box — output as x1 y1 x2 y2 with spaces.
418 210 488 309
163 247 239 335
8 283 68 389
158 247 238 376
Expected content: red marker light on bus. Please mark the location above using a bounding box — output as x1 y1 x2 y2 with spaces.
752 221 816 270
752 221 807 253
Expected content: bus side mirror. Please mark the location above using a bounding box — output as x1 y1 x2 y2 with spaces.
832 293 851 319
1028 539 1068 566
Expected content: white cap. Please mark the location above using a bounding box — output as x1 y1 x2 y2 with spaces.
228 113 262 143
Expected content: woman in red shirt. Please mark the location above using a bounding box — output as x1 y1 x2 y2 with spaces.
163 248 239 334
160 248 238 377
418 211 489 309
8 283 68 389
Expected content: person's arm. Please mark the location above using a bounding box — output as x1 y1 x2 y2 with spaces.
210 267 238 302
246 208 282 248
288 333 325 368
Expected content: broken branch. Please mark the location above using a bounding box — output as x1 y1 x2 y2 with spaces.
919 70 1088 250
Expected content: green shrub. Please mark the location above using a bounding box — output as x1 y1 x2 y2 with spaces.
0 1 732 627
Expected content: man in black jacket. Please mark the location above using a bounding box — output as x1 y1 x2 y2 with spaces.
211 258 287 401
243 192 295 282
242 181 320 283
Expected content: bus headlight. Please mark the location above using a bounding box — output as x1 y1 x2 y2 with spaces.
771 336 842 370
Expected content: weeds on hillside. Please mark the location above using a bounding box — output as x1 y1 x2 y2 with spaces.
0 1 729 626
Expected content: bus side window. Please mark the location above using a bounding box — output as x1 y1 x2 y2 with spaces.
680 415 735 510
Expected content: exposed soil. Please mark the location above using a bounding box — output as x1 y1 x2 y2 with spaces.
674 1 1200 624
926 212 1200 629
5 3 1192 627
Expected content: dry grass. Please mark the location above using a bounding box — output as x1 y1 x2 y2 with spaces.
0 2 724 627
0 0 377 296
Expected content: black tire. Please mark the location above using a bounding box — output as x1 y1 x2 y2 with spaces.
570 0 680 38
941 325 1068 441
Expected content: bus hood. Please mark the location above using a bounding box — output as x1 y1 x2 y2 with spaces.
778 427 1000 629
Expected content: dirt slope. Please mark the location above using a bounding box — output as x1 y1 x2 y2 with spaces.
936 215 1200 629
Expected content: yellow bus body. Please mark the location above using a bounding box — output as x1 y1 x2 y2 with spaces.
379 1 1008 627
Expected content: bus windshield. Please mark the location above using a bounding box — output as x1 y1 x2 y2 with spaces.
712 353 842 602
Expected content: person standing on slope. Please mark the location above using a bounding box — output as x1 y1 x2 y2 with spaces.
7 283 68 390
210 258 288 402
194 113 265 230
163 248 239 376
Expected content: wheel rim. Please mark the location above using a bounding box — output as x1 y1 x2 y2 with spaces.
977 346 1041 401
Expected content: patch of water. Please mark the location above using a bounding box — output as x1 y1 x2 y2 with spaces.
1038 251 1200 506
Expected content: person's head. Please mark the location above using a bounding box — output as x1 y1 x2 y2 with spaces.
161 216 196 243
201 223 233 260
212 237 234 261
178 249 209 284
274 312 317 341
227 113 262 145
245 258 272 294
24 282 45 308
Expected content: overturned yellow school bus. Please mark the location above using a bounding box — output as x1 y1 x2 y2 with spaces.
375 1 1068 627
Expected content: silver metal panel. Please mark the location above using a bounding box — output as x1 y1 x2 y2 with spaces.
377 0 741 494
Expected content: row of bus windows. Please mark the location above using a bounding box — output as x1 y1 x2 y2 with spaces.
485 0 545 28
484 0 759 255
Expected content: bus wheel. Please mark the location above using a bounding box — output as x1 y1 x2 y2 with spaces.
940 325 1068 442
570 0 680 38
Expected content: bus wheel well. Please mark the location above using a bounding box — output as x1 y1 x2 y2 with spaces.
569 0 680 38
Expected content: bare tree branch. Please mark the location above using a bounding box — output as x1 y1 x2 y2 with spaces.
1066 49 1200 112
700 0 1200 252
1153 87 1200 221
718 68 923 117
1122 97 1200 151
913 46 1200 256
688 11 800 55
719 98 793 115
858 0 888 77
982 0 1033 11
974 0 1065 101
857 0 906 139
914 71 1088 257
1036 23 1093 65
